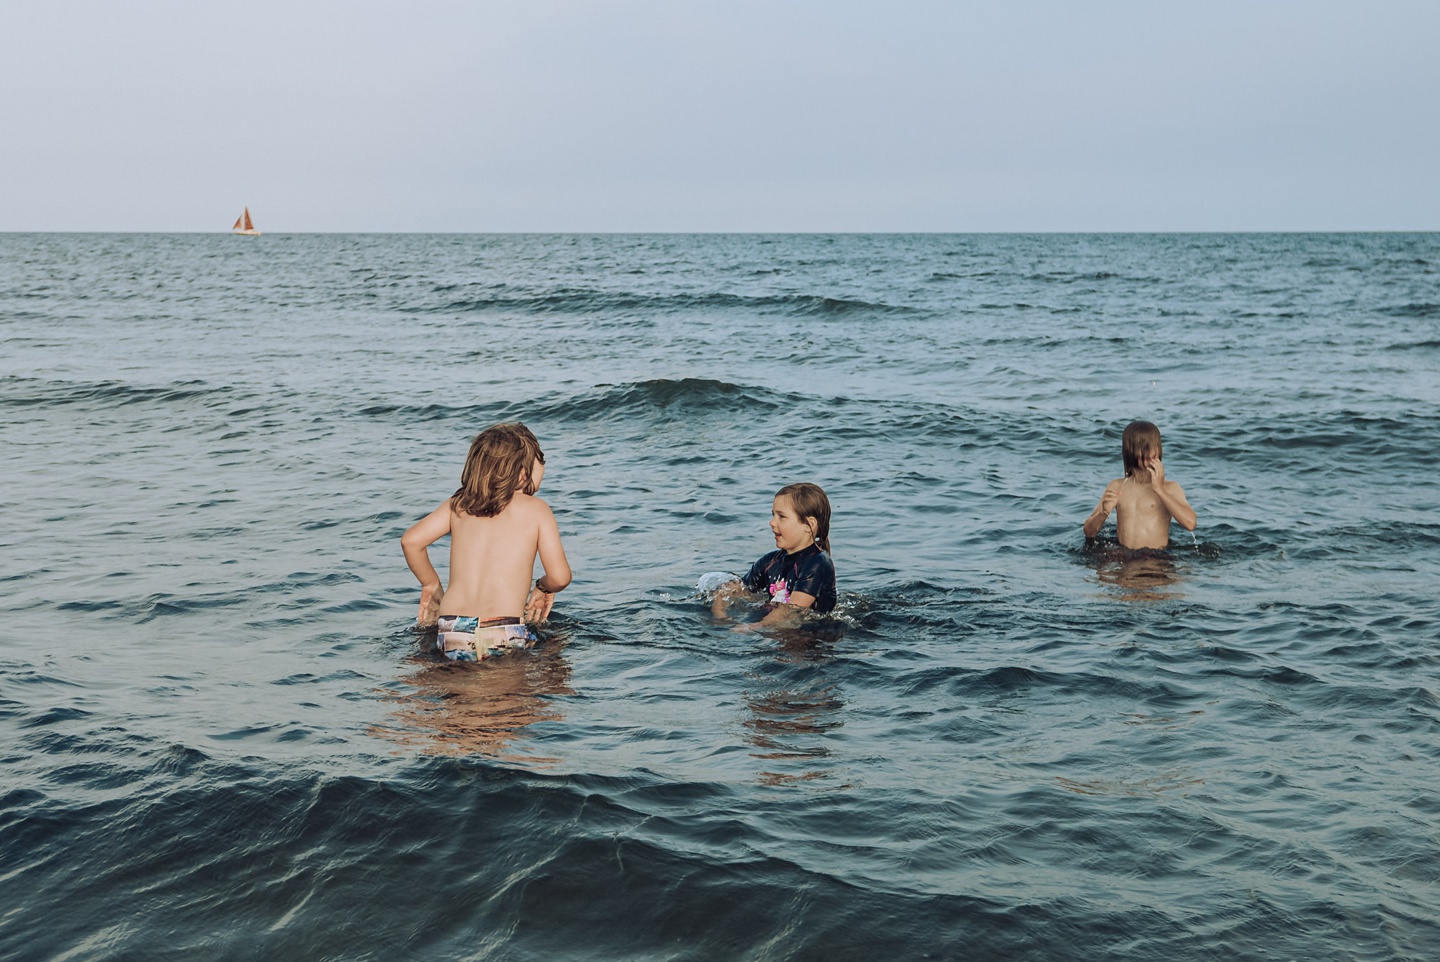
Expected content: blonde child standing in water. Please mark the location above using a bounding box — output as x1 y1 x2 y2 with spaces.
402 422 571 661
1083 420 1198 550
712 482 837 627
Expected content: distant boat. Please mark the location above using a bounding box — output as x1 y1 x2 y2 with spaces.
231 207 261 236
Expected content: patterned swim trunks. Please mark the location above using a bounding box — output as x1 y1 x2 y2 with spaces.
435 615 537 662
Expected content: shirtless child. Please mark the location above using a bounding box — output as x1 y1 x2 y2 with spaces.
401 422 571 661
1082 420 1197 550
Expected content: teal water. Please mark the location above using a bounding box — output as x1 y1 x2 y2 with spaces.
2 233 1438 961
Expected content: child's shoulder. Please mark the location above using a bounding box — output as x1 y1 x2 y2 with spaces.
506 491 556 520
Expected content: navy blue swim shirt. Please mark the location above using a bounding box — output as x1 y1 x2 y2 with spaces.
742 544 837 614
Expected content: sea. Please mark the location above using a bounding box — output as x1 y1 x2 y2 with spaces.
2 232 1438 961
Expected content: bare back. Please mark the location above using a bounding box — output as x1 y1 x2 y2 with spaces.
441 493 551 619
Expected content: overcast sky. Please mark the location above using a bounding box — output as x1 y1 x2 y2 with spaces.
3 1 1437 232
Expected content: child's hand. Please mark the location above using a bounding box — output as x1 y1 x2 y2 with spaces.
417 583 443 627
525 585 555 624
1146 457 1166 487
1084 481 1121 538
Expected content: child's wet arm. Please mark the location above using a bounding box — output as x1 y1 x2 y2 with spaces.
710 580 749 620
1082 506 1104 538
1082 483 1118 537
756 593 815 625
1160 483 1197 531
401 502 451 587
535 507 572 592
787 591 817 610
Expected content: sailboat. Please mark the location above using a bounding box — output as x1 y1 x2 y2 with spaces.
231 207 261 236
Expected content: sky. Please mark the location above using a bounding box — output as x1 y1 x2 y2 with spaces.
2 1 1437 232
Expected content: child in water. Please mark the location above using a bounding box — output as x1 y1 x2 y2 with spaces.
401 422 572 661
1083 420 1197 550
712 482 837 626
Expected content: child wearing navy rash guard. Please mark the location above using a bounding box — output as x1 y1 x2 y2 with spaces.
712 482 836 627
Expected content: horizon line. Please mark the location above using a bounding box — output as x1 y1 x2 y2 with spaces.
3 228 1438 236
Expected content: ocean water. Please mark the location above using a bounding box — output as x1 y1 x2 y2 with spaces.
2 232 1438 961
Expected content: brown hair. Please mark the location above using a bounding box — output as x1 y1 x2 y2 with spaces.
452 422 545 518
776 482 832 555
1121 420 1163 480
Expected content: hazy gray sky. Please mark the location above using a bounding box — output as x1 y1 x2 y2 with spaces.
3 1 1436 232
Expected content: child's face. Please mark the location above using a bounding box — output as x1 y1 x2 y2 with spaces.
770 495 815 554
528 457 545 493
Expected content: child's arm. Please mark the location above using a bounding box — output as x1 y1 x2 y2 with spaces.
524 502 572 624
711 556 768 621
710 580 748 620
1146 458 1197 531
1083 481 1121 538
756 591 817 624
401 500 453 625
727 592 817 632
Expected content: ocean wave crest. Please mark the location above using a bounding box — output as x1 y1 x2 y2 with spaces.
533 377 794 423
349 378 793 427
410 286 919 318
0 376 228 410
1379 302 1439 318
1188 411 1439 463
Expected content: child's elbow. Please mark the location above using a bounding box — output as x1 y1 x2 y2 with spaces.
549 570 573 592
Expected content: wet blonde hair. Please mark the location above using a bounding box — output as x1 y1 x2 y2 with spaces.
452 422 544 518
1122 420 1163 480
776 482 832 555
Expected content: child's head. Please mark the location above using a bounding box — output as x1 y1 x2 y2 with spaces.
1121 420 1163 478
774 482 832 555
453 422 545 518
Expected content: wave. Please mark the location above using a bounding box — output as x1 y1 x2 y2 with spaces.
0 752 1070 961
1379 302 1440 318
345 380 1169 462
1294 521 1440 555
535 377 797 423
0 376 231 410
409 286 921 318
1023 270 1142 284
353 399 512 423
353 377 798 427
1183 410 1440 463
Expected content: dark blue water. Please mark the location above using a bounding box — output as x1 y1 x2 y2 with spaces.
2 233 1438 961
